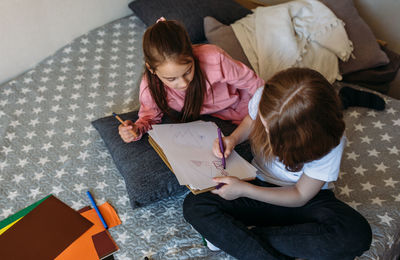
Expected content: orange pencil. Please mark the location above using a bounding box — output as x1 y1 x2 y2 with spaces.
112 112 138 138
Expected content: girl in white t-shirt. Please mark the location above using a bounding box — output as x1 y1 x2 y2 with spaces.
183 68 372 260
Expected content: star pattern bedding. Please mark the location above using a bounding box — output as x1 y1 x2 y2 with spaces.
0 14 399 260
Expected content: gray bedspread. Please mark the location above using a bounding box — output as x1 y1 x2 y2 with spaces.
0 14 399 260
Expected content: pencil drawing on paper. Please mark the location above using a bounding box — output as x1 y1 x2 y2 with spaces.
212 161 229 176
148 121 257 191
190 160 229 178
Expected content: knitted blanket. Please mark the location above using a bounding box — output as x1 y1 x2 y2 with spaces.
231 0 353 83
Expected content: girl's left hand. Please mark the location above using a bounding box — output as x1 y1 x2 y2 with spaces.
211 176 248 200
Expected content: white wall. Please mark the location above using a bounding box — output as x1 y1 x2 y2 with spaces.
0 0 132 85
354 0 400 54
353 0 400 99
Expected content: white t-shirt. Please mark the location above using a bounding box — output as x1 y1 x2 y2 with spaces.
248 87 346 189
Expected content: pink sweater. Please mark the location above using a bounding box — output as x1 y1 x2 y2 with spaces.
136 44 265 132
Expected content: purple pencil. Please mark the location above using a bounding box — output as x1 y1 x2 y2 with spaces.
217 128 226 169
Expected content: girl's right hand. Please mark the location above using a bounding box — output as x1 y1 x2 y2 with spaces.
118 120 143 143
212 135 237 159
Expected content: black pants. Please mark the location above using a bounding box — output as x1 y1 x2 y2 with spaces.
183 179 372 260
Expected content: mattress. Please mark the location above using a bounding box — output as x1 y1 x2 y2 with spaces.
0 14 399 260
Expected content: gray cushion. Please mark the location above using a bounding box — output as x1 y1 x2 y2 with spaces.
204 16 253 69
92 111 253 209
128 0 252 43
319 0 389 74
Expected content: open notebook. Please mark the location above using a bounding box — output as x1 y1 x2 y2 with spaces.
148 121 257 194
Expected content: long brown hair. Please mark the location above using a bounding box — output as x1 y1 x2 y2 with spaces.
142 20 206 122
250 68 345 172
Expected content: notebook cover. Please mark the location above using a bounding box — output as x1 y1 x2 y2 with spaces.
0 195 51 230
92 230 119 259
56 202 120 260
0 195 93 260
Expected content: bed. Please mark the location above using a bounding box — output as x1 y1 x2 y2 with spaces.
1 1 399 260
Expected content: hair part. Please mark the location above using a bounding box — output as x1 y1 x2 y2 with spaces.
250 67 345 172
142 20 206 122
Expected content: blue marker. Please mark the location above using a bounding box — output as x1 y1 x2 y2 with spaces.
86 190 108 229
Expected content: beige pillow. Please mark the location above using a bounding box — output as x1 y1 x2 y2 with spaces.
203 16 253 70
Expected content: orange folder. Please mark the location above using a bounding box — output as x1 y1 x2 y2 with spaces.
56 202 121 260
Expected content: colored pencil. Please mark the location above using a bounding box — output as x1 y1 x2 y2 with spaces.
112 112 138 138
217 128 226 169
86 191 108 230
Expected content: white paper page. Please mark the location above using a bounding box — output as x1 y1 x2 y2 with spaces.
148 120 208 148
148 121 257 190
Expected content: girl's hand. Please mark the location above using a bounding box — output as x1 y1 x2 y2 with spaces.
211 176 248 200
212 135 237 159
118 120 143 142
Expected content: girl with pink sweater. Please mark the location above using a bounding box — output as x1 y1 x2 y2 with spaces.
118 18 264 142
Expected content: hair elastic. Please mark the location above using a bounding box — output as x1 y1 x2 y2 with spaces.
156 16 166 23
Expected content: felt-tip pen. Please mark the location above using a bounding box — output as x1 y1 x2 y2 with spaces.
217 128 226 169
86 190 108 229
